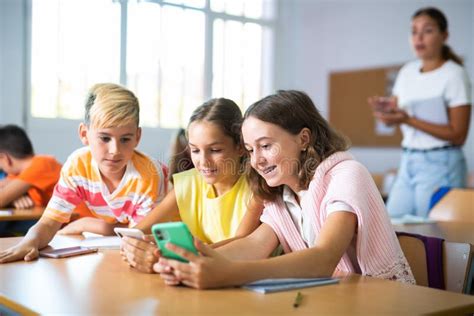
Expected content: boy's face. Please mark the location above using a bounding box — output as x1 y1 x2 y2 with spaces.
79 123 141 183
0 153 15 175
0 153 8 173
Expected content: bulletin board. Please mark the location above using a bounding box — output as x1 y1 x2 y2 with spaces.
328 65 403 147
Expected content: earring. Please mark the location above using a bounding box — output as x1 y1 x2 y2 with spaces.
302 148 307 152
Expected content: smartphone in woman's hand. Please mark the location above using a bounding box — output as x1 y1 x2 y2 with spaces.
373 97 395 113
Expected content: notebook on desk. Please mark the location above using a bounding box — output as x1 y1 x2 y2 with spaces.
81 232 121 249
242 278 339 294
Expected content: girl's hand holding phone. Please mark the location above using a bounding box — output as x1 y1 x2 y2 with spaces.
120 235 160 273
155 239 236 289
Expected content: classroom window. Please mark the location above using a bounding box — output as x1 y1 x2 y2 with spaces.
30 0 121 119
30 0 275 128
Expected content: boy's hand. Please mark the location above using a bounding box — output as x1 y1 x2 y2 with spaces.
121 235 160 273
12 195 35 209
0 240 39 263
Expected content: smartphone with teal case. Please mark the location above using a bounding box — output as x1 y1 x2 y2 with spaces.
152 222 197 262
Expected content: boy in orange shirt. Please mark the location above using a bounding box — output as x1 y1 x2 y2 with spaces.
0 125 63 236
0 125 62 209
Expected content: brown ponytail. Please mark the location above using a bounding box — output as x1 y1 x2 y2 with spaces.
442 44 463 66
413 7 463 65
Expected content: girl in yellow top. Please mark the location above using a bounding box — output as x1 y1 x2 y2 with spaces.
122 98 263 273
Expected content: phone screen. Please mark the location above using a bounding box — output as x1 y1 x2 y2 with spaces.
39 246 98 258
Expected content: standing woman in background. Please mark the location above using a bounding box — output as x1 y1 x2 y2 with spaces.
369 7 471 218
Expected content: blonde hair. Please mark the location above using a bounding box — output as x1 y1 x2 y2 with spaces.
84 83 140 129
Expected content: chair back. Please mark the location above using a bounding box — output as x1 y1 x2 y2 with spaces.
398 233 473 293
443 241 473 293
398 235 429 286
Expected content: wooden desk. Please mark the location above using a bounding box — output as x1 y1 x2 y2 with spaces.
1 236 474 315
429 189 474 223
0 207 45 221
393 221 474 245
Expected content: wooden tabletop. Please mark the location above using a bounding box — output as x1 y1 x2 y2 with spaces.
1 236 474 315
393 221 474 245
0 207 45 221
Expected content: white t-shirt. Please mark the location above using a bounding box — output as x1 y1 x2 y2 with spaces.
393 59 471 149
282 186 354 246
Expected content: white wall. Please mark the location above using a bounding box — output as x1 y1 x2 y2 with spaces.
276 0 474 172
1 0 473 171
0 0 26 126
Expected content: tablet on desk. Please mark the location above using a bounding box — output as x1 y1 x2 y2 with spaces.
39 246 98 258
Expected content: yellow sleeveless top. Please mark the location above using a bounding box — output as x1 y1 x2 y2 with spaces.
173 168 252 244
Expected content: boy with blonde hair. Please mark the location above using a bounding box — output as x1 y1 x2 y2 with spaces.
0 83 168 262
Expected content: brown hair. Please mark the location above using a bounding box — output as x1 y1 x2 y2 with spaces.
0 124 34 159
413 7 463 65
243 90 349 201
169 128 193 182
188 98 243 147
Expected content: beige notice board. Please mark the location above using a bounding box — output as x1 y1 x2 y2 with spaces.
329 65 403 147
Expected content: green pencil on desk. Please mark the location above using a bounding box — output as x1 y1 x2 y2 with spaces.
293 291 303 308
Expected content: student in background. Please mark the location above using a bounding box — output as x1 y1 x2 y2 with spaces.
168 128 193 181
154 90 415 288
0 125 62 236
121 98 263 273
0 125 61 209
369 7 471 217
0 83 168 263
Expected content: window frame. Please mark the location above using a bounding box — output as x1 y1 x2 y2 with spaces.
26 0 276 128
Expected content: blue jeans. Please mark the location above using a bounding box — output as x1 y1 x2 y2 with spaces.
386 148 467 217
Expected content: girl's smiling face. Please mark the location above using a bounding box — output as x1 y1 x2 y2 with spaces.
187 121 243 187
242 116 308 192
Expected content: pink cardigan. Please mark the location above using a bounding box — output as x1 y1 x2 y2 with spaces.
261 151 415 284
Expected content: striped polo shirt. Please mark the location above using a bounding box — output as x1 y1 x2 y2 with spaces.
44 147 168 226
